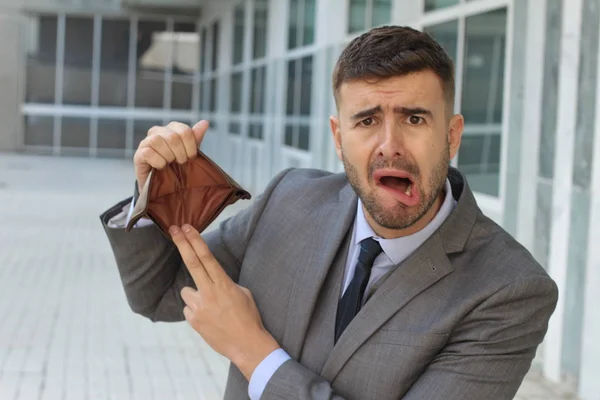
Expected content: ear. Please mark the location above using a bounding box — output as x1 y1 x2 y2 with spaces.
447 114 464 160
330 115 343 161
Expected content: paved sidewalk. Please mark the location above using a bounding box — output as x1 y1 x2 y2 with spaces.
0 153 577 400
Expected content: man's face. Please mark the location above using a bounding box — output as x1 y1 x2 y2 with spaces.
330 70 463 238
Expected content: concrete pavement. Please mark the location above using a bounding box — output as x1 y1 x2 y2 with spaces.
0 153 578 399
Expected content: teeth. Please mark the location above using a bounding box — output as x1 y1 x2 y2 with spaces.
405 183 412 196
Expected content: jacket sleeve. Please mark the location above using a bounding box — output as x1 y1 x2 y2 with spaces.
99 168 292 322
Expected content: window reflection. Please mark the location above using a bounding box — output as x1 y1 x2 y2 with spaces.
60 117 90 148
288 0 316 49
230 72 243 113
233 5 245 65
424 0 459 12
371 0 392 27
250 66 266 114
25 16 57 103
97 119 127 149
63 17 94 105
253 0 268 59
424 20 458 67
348 0 367 33
135 20 167 108
99 19 130 107
171 22 198 110
24 115 54 146
459 8 507 197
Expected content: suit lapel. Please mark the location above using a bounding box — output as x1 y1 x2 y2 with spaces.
321 167 479 381
281 184 357 360
320 232 453 381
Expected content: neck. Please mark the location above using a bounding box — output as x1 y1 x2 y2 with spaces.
364 187 446 239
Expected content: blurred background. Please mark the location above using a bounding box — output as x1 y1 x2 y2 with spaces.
0 0 598 399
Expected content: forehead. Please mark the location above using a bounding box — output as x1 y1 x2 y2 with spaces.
337 70 445 112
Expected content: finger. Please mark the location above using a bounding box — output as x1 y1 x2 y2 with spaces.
180 286 200 311
134 146 169 171
183 305 193 322
181 224 230 283
169 226 212 289
168 121 198 160
162 127 189 165
141 133 177 164
191 120 209 147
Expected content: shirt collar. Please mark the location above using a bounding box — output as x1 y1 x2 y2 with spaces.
354 178 457 265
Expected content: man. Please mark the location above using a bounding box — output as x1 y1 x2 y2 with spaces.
100 26 558 399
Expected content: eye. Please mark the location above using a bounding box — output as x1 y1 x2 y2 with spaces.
407 115 424 125
360 117 375 127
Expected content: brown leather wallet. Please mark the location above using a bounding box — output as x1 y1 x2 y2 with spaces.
125 150 251 238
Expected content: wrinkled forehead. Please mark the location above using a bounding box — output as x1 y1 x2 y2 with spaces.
337 72 447 115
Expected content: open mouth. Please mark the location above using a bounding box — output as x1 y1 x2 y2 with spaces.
373 169 420 207
379 176 413 196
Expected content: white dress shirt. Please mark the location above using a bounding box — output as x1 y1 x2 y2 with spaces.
248 179 457 399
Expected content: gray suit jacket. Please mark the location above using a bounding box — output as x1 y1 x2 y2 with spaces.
99 167 558 400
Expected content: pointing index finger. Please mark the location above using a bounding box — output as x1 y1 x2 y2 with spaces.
181 224 230 284
169 225 212 289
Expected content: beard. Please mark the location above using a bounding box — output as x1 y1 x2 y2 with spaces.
342 143 450 230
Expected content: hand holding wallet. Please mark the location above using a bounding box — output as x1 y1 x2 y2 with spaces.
126 150 251 239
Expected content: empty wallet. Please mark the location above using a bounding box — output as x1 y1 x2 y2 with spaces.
125 150 251 238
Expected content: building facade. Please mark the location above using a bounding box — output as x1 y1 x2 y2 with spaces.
1 0 599 398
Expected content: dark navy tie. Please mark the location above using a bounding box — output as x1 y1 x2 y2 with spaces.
335 237 383 343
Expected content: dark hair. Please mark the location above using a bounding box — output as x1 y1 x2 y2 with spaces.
332 25 455 113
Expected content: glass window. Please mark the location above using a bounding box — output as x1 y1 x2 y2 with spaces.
99 19 130 107
172 22 198 110
211 21 220 71
288 0 316 49
97 119 127 149
371 0 392 27
249 123 263 140
348 0 391 34
133 119 161 149
233 4 245 65
348 0 367 33
285 124 295 146
62 17 94 106
24 115 54 146
230 71 243 113
229 121 241 135
200 27 208 74
298 125 310 150
286 59 297 116
424 20 459 70
459 8 507 197
135 20 167 108
288 0 298 49
60 117 90 148
253 0 268 59
302 0 315 46
249 66 266 114
284 124 310 150
286 55 313 116
25 16 57 104
209 77 218 112
424 0 459 12
299 55 313 116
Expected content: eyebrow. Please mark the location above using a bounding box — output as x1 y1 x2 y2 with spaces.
350 105 433 121
350 106 382 121
394 107 434 118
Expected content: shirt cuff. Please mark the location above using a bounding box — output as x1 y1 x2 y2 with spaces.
248 348 291 400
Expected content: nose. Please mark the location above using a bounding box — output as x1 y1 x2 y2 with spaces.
377 120 405 159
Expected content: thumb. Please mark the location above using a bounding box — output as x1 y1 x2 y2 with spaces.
191 120 209 146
